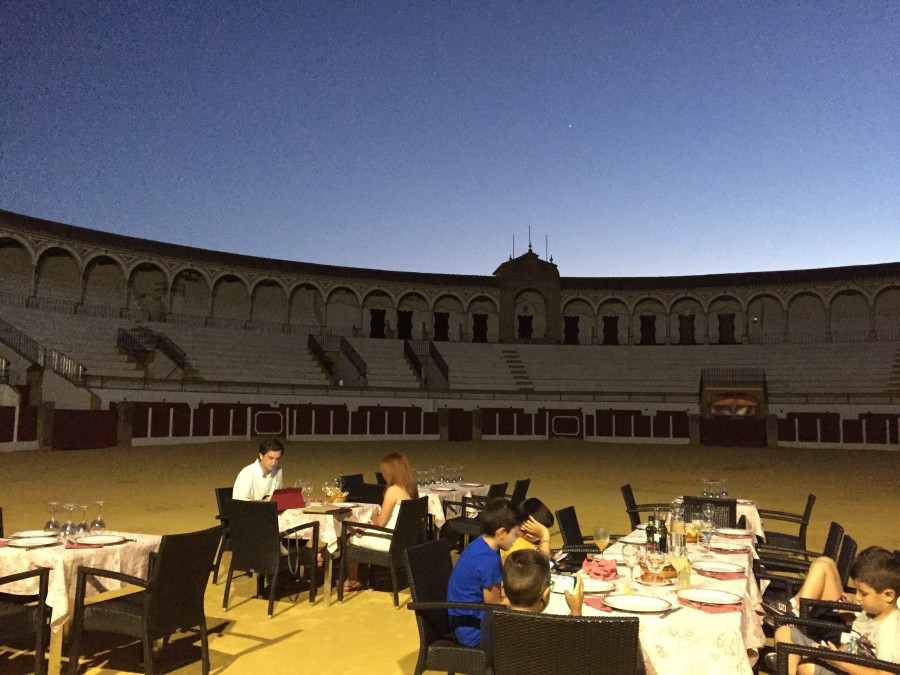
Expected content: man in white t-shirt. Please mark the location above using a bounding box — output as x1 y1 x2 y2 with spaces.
232 438 284 501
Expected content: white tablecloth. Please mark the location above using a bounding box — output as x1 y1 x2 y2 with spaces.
279 503 379 554
420 482 491 529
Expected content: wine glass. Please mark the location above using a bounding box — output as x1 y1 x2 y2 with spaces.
593 527 610 559
622 543 640 589
76 504 90 534
61 503 78 540
646 550 666 585
702 502 716 529
321 482 331 504
701 519 715 558
90 500 106 532
45 501 61 533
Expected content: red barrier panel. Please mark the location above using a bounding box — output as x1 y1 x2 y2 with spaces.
53 409 118 450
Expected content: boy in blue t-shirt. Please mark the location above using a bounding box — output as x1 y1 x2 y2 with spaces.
447 498 522 647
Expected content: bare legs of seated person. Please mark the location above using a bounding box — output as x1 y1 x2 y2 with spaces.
344 561 363 592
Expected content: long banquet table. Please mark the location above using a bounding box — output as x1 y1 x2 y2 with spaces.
547 529 765 675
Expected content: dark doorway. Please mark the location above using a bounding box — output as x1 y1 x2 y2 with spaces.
517 315 533 340
639 315 657 345
563 316 579 345
433 312 449 341
602 316 619 345
369 309 386 338
678 314 695 345
718 313 736 344
472 314 488 343
397 310 413 340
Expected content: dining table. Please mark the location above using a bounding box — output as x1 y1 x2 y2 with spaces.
419 481 491 528
0 530 161 675
547 528 765 675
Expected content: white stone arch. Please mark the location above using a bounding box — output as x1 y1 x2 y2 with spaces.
466 295 500 343
746 293 786 344
786 291 827 342
597 297 629 345
288 283 325 332
170 267 212 317
561 297 594 345
325 286 361 336
669 296 705 345
250 278 289 325
829 288 870 342
707 294 745 344
0 235 36 296
632 296 667 345
127 261 170 316
433 293 466 342
397 291 430 340
872 286 900 339
513 288 548 341
211 274 251 322
82 253 127 307
34 246 81 302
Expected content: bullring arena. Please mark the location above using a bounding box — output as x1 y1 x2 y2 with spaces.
1 208 899 674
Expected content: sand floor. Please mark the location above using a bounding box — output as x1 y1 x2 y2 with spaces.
1 439 898 674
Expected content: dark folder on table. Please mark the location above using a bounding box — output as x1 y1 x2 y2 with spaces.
271 487 304 513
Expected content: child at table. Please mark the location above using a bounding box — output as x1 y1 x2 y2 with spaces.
500 497 554 563
447 498 522 647
772 547 900 674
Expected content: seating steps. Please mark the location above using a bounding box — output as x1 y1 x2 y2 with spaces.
346 338 420 389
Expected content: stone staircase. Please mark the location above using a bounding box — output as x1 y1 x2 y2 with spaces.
502 348 533 390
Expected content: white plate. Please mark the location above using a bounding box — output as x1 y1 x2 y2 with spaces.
715 528 753 537
76 534 127 546
459 482 483 488
7 536 59 548
618 535 646 545
635 522 648 530
709 542 750 553
677 588 742 605
432 488 455 493
636 577 674 587
603 594 671 613
736 499 755 505
11 530 52 538
693 560 746 574
580 577 616 594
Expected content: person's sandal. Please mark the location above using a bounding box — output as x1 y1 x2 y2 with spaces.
342 580 363 592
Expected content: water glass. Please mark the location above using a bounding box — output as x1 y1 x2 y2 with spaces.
45 501 61 533
90 500 106 532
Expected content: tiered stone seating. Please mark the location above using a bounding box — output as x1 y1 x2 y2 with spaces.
345 338 420 389
435 342 522 391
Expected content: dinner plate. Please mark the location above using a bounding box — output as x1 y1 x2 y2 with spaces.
579 577 616 594
11 530 52 538
677 588 742 605
635 522 648 530
7 536 59 548
459 482 483 488
77 534 127 546
432 487 455 493
736 499 755 505
603 594 671 613
693 560 746 574
618 535 646 545
709 542 750 554
636 577 674 587
715 527 753 537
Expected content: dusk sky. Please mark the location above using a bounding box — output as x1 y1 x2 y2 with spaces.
2 2 898 278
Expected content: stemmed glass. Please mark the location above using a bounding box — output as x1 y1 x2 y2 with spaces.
61 503 78 540
45 501 61 533
76 504 90 534
646 550 666 585
701 519 715 558
622 544 640 589
593 527 610 559
321 482 332 505
90 500 106 532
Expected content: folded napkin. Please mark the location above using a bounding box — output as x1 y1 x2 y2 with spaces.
584 596 612 612
65 540 102 549
581 558 619 580
678 597 742 613
696 569 746 581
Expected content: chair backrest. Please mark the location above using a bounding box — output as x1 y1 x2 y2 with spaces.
388 497 429 560
375 471 386 485
836 534 858 591
796 493 816 548
822 521 844 561
227 500 282 572
509 479 531 507
146 525 222 636
341 473 364 493
620 484 668 530
555 506 584 547
682 496 737 529
492 611 641 675
405 539 455 644
0 505 4 538
486 482 509 501
215 487 234 524
356 482 386 504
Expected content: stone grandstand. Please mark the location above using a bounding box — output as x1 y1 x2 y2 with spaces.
0 208 898 450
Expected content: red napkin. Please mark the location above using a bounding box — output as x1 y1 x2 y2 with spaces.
581 558 619 580
584 597 612 612
65 540 102 549
0 539 8 548
679 598 742 613
696 569 746 580
715 532 753 540
710 546 748 555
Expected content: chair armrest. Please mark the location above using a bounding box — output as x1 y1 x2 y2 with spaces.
771 613 854 635
798 598 860 617
407 601 504 613
341 520 393 536
281 521 319 538
775 643 900 674
76 565 149 589
559 544 602 553
757 553 813 574
0 566 50 586
757 508 804 524
757 542 821 559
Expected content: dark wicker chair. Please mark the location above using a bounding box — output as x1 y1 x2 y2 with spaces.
757 521 844 573
442 482 509 549
682 496 738 528
375 471 386 485
492 610 641 675
404 539 496 675
211 486 233 584
223 500 320 617
338 496 428 607
340 473 365 500
620 484 669 530
0 566 50 675
67 526 221 675
758 493 816 551
505 478 531 508
0 505 4 537
356 482 387 505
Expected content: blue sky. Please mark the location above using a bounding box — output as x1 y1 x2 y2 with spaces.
2 2 898 277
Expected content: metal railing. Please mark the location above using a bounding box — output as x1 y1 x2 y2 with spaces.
700 367 766 383
429 341 450 380
117 328 152 364
307 334 335 377
0 315 45 364
339 337 367 378
0 358 9 385
403 340 422 378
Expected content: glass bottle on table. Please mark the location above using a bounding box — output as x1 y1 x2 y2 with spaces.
645 515 657 553
657 517 668 554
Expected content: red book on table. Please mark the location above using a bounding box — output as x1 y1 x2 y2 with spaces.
271 487 304 513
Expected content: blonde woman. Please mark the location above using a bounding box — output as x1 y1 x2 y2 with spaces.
343 453 419 592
